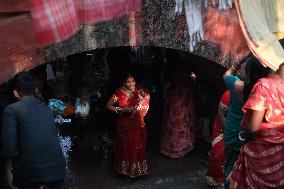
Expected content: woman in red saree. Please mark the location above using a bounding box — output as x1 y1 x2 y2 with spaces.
207 90 230 187
107 73 150 178
229 71 284 189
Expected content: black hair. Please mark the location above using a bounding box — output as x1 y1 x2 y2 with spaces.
243 56 272 102
280 38 284 48
13 71 36 96
121 71 136 84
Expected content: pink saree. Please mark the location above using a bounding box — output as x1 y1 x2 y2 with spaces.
160 68 195 158
229 73 284 189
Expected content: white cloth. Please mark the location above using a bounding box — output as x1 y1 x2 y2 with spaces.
235 0 284 71
75 99 90 118
46 64 56 81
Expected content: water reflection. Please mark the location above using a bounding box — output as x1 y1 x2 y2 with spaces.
56 122 114 189
59 134 78 189
59 135 72 166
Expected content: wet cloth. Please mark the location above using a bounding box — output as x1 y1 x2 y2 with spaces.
29 0 142 46
235 0 284 71
223 76 243 183
207 90 230 187
1 96 66 182
112 86 150 178
229 73 284 189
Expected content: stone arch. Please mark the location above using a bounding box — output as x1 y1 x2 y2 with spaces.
0 0 249 84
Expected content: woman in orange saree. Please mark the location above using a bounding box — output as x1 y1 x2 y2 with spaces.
107 73 150 178
229 71 284 189
207 90 230 187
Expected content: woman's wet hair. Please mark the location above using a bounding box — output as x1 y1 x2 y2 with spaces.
243 56 272 102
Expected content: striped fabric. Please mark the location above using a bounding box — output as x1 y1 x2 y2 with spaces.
229 74 284 189
29 0 141 46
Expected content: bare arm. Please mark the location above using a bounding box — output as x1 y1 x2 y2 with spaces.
217 107 227 129
243 109 265 133
223 52 251 81
4 158 17 189
106 94 120 113
4 158 13 173
239 109 265 142
106 94 133 113
223 66 237 81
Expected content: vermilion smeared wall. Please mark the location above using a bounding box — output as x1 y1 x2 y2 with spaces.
0 0 29 13
0 0 44 83
204 6 249 59
0 14 45 84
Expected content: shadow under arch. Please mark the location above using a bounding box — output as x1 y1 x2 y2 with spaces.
46 46 227 145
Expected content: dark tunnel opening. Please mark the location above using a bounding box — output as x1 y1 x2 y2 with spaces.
0 46 228 189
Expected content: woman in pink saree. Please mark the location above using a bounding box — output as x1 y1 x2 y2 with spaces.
229 70 284 189
160 66 196 158
107 73 150 178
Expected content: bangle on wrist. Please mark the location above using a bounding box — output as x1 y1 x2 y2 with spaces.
239 131 246 141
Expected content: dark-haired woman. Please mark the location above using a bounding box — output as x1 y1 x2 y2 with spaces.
223 54 271 188
229 64 284 189
106 73 150 178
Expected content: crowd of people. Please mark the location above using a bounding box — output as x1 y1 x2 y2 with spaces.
206 48 284 189
0 46 284 189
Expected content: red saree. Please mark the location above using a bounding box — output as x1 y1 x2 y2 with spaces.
112 86 150 178
229 74 284 189
207 90 230 187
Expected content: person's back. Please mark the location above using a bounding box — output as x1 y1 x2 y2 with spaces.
224 75 244 145
229 71 284 189
3 96 66 182
1 72 65 189
222 54 272 189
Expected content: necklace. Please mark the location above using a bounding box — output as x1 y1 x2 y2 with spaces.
122 87 135 98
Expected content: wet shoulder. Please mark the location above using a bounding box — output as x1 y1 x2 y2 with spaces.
4 101 22 113
254 76 275 92
3 98 51 116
